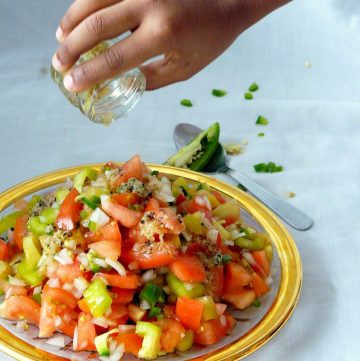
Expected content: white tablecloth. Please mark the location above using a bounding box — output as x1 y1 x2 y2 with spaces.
0 0 359 360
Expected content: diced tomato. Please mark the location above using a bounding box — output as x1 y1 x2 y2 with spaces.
78 298 90 313
89 240 121 260
194 318 228 345
128 304 146 322
74 312 96 351
93 272 139 289
58 320 77 338
216 232 222 249
85 221 122 244
223 216 238 227
221 245 240 263
175 194 187 206
169 255 206 283
55 261 83 284
117 333 143 356
223 262 252 293
56 188 83 231
211 190 226 204
13 215 28 251
104 161 118 170
112 193 140 207
186 196 212 221
43 286 78 309
39 297 57 337
156 318 185 353
250 272 270 297
3 285 27 299
186 242 207 255
0 239 9 261
107 304 127 321
222 289 256 310
0 296 40 326
206 266 224 299
215 303 227 317
111 288 134 304
252 250 270 277
224 312 236 331
163 305 176 318
121 241 177 270
175 296 203 332
113 155 148 186
102 200 142 228
145 197 160 212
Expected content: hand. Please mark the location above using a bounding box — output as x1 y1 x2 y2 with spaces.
52 0 287 91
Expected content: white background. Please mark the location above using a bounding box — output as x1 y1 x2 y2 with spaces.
0 0 359 360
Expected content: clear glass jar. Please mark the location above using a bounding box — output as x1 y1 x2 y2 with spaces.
50 42 146 125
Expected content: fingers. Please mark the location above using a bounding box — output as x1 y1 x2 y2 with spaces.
57 0 120 42
141 55 193 90
53 2 141 72
63 28 162 92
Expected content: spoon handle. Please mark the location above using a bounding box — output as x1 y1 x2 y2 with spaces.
225 169 313 231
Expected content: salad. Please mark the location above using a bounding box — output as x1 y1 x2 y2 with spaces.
0 155 273 360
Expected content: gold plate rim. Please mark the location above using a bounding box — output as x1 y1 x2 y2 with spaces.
0 164 302 361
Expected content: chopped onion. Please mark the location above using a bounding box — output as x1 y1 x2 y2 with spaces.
224 240 235 246
195 196 205 207
265 276 273 286
100 194 110 205
118 325 136 335
48 277 60 288
74 277 89 292
219 315 227 327
181 230 192 242
203 196 212 211
93 258 108 268
207 229 219 242
243 252 256 266
8 276 26 286
141 269 155 283
140 299 151 310
89 207 110 230
62 283 73 292
46 334 66 347
99 343 125 361
46 261 58 278
181 245 188 253
33 285 42 295
77 252 89 268
73 326 78 350
54 248 73 265
105 258 126 276
7 229 14 243
93 317 117 327
54 316 62 327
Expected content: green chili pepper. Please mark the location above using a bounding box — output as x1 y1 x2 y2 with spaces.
248 82 259 92
180 99 193 107
80 196 101 210
148 307 162 319
256 115 269 125
139 283 165 308
244 92 253 100
165 122 220 171
212 89 227 97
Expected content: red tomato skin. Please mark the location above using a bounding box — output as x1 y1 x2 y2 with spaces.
111 288 135 304
113 155 148 186
56 188 83 231
74 312 97 351
112 193 140 207
223 262 252 293
156 318 185 353
206 266 224 299
175 296 204 332
117 333 143 356
0 296 40 326
102 200 142 228
252 250 270 276
169 255 206 283
0 239 9 261
93 272 139 289
194 318 228 346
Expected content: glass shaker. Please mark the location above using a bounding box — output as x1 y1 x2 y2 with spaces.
51 42 146 125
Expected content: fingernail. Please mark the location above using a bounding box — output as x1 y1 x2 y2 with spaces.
52 54 62 71
63 74 75 91
56 27 64 42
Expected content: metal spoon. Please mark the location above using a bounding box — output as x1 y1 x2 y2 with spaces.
174 123 313 231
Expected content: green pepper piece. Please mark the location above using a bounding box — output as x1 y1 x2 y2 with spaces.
184 212 204 235
55 187 70 205
180 99 193 107
234 235 265 250
167 274 205 298
83 278 112 317
32 293 42 305
244 92 253 100
95 329 118 356
39 207 59 225
0 261 11 280
175 330 194 352
165 122 220 171
148 307 162 319
248 82 259 92
0 211 23 235
28 216 47 235
212 89 227 97
212 220 230 241
197 296 218 321
136 321 162 360
73 168 98 192
80 196 101 210
213 200 240 219
139 283 165 308
27 195 43 213
18 266 44 286
256 115 269 125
